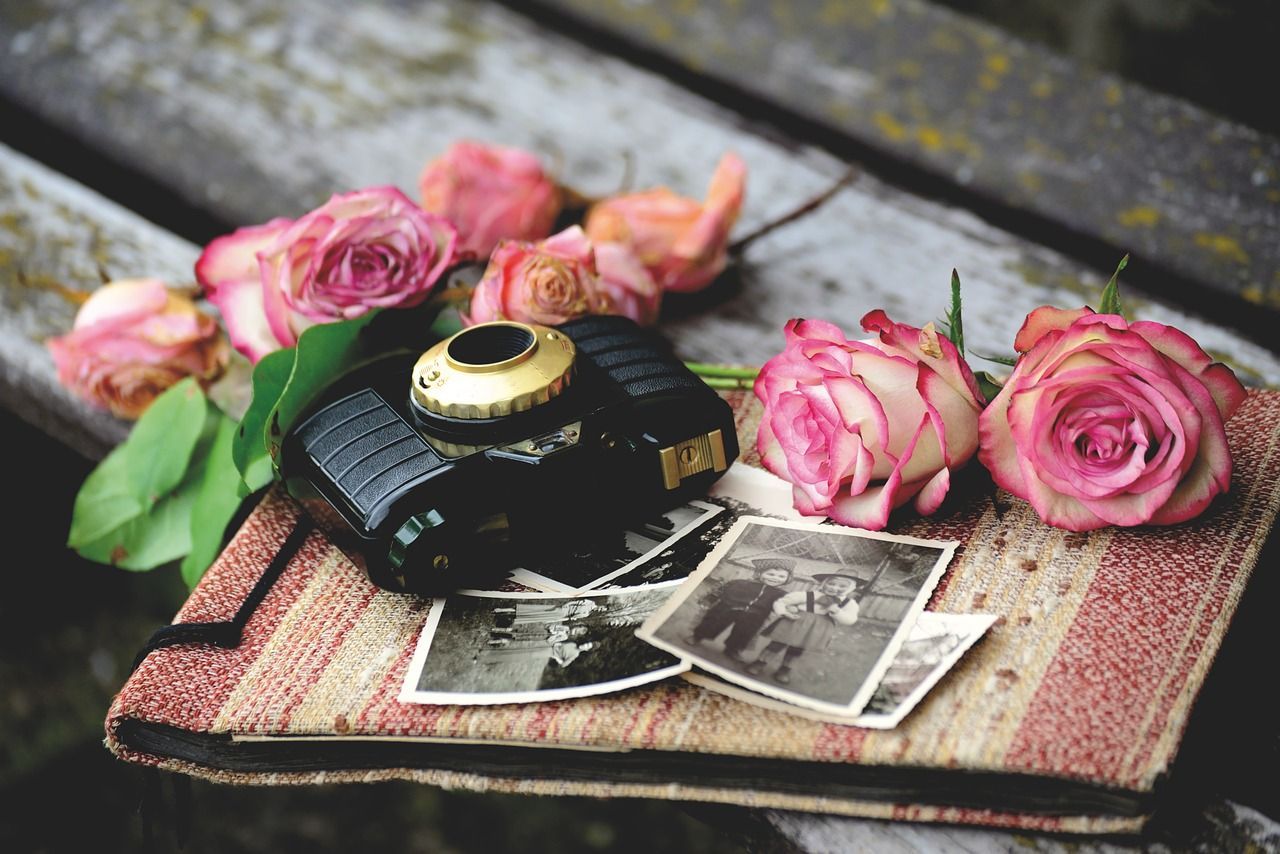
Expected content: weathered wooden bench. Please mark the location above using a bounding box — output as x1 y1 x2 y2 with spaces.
3 0 1278 849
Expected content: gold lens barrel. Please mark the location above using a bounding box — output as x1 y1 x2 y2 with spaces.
411 322 576 419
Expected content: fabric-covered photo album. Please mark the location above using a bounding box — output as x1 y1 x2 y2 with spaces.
106 389 1280 835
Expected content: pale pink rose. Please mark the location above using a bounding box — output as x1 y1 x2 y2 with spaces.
464 226 613 327
978 307 1247 531
196 186 457 362
755 311 984 530
47 278 229 420
419 141 561 259
594 242 662 326
584 152 745 293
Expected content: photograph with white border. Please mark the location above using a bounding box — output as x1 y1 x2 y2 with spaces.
636 517 957 716
401 583 687 705
683 612 996 729
515 464 804 593
508 500 724 593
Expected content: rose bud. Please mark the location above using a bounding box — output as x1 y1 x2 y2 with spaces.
585 152 746 293
196 186 458 362
418 141 562 260
978 307 1247 530
464 226 613 327
47 278 229 420
755 311 985 530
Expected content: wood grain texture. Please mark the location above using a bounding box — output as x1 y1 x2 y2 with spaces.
528 0 1280 311
0 0 1277 389
0 143 197 457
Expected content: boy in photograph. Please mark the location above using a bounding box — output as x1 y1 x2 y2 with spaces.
687 558 794 662
746 572 862 684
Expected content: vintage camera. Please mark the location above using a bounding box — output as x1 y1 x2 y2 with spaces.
282 315 738 595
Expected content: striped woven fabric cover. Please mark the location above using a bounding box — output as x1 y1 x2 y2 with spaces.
106 390 1280 833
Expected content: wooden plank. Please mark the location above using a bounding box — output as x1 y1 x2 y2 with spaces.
0 0 1278 390
0 143 198 457
522 0 1280 315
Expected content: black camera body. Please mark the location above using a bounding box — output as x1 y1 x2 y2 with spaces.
281 315 738 595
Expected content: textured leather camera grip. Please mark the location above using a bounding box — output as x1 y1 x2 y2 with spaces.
294 389 443 516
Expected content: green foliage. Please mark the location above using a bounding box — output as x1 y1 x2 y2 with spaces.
972 351 1018 367
180 414 245 588
974 370 1006 404
943 269 965 358
68 379 214 571
231 346 294 483
1099 254 1129 317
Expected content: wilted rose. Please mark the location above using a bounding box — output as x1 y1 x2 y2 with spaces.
48 278 229 420
585 152 745 293
594 242 661 326
978 307 1246 530
465 226 646 327
755 311 984 530
196 186 457 362
419 141 561 259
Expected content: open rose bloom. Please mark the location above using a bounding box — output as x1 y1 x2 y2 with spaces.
196 186 457 362
585 152 745 293
755 312 985 530
419 141 561 259
48 279 229 419
465 226 659 327
979 307 1247 530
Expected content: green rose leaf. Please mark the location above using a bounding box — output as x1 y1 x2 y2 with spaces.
70 380 219 570
974 370 1006 405
1098 254 1129 317
265 310 381 464
181 413 247 588
231 346 294 482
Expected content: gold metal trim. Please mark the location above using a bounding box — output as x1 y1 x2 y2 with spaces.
659 429 728 490
411 322 576 419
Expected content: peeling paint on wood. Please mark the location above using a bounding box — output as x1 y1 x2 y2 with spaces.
531 0 1280 309
0 143 198 457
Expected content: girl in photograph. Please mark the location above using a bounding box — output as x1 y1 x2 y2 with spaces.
687 558 794 662
746 572 863 684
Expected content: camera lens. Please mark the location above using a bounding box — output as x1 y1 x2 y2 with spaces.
446 323 536 369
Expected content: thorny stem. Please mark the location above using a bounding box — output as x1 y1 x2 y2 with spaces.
684 362 760 380
729 167 860 255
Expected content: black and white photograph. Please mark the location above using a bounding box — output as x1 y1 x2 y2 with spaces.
514 464 803 593
401 584 688 705
507 499 724 592
684 612 997 729
637 517 957 715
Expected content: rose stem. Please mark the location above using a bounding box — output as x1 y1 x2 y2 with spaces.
696 376 755 390
684 362 760 379
728 167 860 254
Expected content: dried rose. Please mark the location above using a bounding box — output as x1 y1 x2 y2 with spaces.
196 186 457 362
755 311 984 530
978 307 1246 530
464 226 636 327
48 278 229 420
418 141 562 259
594 242 662 326
585 152 745 293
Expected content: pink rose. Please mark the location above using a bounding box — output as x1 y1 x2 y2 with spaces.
418 141 561 259
584 152 745 293
594 242 661 326
755 311 984 530
47 279 229 420
196 186 457 362
465 226 657 327
978 307 1247 531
